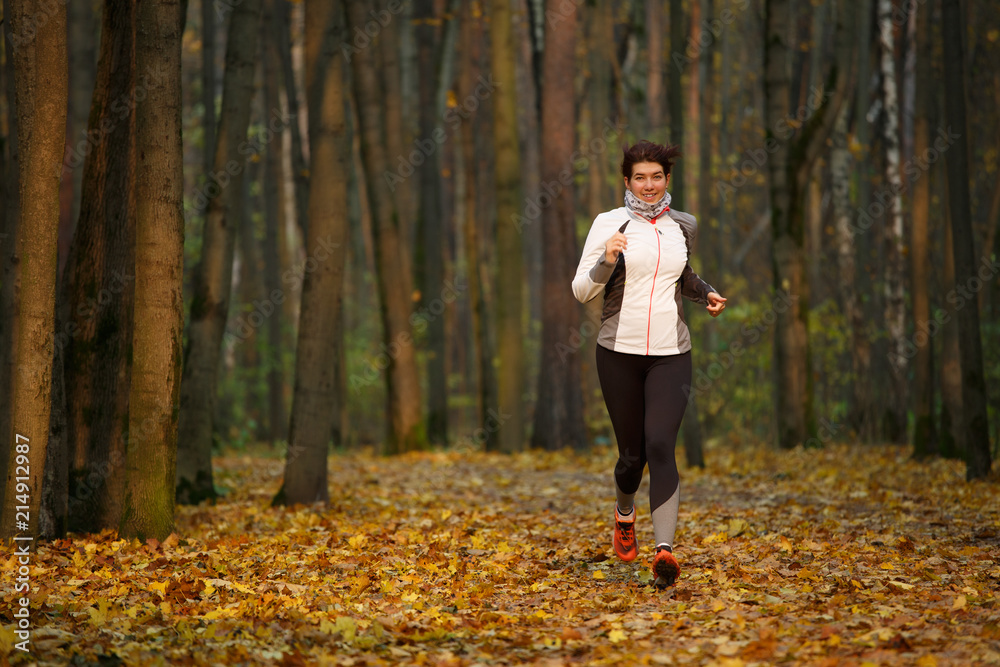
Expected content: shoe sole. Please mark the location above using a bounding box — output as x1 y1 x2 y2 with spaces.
653 556 679 589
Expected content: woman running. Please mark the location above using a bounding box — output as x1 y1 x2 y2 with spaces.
572 140 726 588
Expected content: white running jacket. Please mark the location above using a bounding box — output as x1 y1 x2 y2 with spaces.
572 206 716 356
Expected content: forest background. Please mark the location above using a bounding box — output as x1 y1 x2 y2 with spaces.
0 0 997 539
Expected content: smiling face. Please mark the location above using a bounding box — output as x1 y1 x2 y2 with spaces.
625 161 669 204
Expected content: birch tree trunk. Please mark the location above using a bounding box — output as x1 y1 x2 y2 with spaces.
877 0 908 443
120 0 185 541
176 0 263 504
274 0 349 505
63 0 136 533
0 0 68 542
531 0 585 451
345 0 425 454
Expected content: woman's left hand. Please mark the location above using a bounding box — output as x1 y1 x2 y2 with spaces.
706 292 727 317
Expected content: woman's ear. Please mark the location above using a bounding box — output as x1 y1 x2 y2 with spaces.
666 173 671 188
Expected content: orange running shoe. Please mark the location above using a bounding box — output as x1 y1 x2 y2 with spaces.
652 545 680 589
613 505 638 562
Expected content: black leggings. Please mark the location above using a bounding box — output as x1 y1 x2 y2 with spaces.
596 345 691 514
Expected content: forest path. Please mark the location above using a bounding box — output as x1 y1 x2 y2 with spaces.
5 443 998 665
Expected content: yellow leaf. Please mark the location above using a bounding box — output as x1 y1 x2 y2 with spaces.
608 629 627 643
592 570 606 580
952 595 966 610
149 581 168 597
441 509 452 521
348 534 368 549
916 656 938 667
780 536 793 552
888 580 914 590
879 562 895 570
542 636 562 649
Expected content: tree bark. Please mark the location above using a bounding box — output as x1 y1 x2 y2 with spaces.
646 0 663 139
176 0 263 504
764 0 855 448
414 0 449 447
0 0 68 543
940 0 991 480
202 0 216 181
531 0 585 451
62 0 136 533
877 0 908 443
491 0 524 452
274 0 309 243
65 0 98 262
274 0 349 506
910 1 936 458
345 0 425 454
120 0 185 540
261 0 289 445
0 0 23 487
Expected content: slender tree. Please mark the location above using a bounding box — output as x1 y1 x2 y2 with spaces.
202 0 217 182
62 0 136 533
763 0 856 448
120 0 185 540
531 0 585 451
274 0 349 504
940 0 991 480
910 1 936 458
0 0 68 542
261 0 289 444
176 0 264 504
345 0 425 454
877 0 908 443
66 0 98 249
0 0 22 485
412 0 451 447
491 0 524 452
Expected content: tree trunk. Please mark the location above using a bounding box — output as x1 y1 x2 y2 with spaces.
531 0 585 451
940 218 964 458
414 0 449 447
491 0 524 452
910 1 936 458
274 0 309 243
176 0 263 504
458 2 496 450
0 0 22 487
63 0 136 533
120 0 185 540
646 0 663 139
0 0 68 543
877 0 908 444
235 166 266 438
685 0 701 215
274 0 349 506
65 0 98 259
345 0 425 454
940 0 991 480
202 0 216 181
261 0 289 444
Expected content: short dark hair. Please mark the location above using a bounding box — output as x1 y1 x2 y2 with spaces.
621 140 682 180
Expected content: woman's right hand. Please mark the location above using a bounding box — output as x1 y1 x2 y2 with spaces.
604 232 627 264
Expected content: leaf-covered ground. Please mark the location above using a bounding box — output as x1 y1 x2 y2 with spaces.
3 442 1000 666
